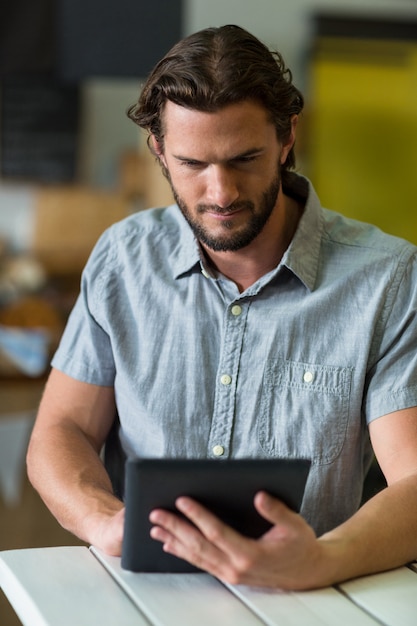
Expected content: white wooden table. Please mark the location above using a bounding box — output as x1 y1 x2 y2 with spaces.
1 546 416 625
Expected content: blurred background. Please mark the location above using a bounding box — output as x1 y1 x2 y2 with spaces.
1 0 417 623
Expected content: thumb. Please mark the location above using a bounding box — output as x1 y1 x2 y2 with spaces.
254 491 294 526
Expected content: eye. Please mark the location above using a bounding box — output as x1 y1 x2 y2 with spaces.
236 155 257 163
231 153 261 167
179 159 205 169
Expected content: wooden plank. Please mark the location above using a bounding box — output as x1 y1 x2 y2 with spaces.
340 566 417 626
91 547 265 625
0 547 145 626
224 582 378 626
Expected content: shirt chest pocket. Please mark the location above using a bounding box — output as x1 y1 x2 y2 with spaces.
258 359 353 465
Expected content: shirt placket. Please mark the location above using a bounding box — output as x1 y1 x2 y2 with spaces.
207 298 249 459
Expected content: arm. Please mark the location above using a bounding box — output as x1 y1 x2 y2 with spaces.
149 407 417 589
321 407 417 576
26 368 125 555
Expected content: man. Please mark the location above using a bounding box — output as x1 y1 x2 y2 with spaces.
27 25 417 590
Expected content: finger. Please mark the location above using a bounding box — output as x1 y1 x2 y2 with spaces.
149 507 189 538
174 497 265 580
254 492 298 528
175 497 248 552
149 506 226 571
254 492 312 551
149 507 201 551
149 521 176 546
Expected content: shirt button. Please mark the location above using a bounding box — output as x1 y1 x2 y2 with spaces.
303 371 314 383
213 445 225 457
231 305 242 316
220 374 232 385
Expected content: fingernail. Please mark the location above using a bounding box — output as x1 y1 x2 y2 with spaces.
176 496 189 511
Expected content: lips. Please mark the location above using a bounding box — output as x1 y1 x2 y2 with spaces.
198 203 250 217
207 208 242 219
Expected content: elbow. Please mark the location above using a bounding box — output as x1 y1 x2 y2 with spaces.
26 430 40 491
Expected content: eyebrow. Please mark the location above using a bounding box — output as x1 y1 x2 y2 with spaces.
172 147 266 164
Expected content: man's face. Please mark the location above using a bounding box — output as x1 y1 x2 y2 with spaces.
156 100 290 252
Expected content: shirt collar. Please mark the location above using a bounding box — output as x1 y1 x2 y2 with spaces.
170 174 324 290
280 174 323 292
169 207 203 279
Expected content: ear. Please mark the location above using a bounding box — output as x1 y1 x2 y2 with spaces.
280 114 298 165
150 135 167 168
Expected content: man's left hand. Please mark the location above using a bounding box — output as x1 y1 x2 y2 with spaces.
149 491 329 590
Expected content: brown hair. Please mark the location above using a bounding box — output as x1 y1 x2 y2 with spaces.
127 24 304 175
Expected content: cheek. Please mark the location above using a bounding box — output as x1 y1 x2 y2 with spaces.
169 170 207 203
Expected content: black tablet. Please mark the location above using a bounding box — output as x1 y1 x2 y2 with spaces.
121 457 310 572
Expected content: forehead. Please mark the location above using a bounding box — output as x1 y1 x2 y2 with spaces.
161 100 278 159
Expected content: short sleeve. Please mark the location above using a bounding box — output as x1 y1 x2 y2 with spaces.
51 230 116 386
365 252 417 421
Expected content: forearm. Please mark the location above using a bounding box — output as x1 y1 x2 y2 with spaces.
27 419 124 553
317 474 417 587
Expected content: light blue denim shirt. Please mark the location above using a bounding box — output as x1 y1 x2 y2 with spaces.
52 174 417 535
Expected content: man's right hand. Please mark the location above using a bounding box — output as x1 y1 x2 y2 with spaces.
89 506 125 556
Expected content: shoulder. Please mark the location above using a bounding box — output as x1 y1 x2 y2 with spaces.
104 204 183 246
321 208 417 264
84 204 184 273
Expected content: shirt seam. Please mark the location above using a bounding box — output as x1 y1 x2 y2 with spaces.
368 251 416 369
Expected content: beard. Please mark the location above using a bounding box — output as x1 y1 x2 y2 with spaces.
167 166 282 252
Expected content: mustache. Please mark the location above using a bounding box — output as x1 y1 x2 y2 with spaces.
196 201 254 215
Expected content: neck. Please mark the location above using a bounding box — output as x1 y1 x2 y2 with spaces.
202 192 302 293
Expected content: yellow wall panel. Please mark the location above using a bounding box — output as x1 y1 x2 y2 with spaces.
308 39 417 244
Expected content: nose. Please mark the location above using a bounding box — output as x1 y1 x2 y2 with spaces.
206 165 239 209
